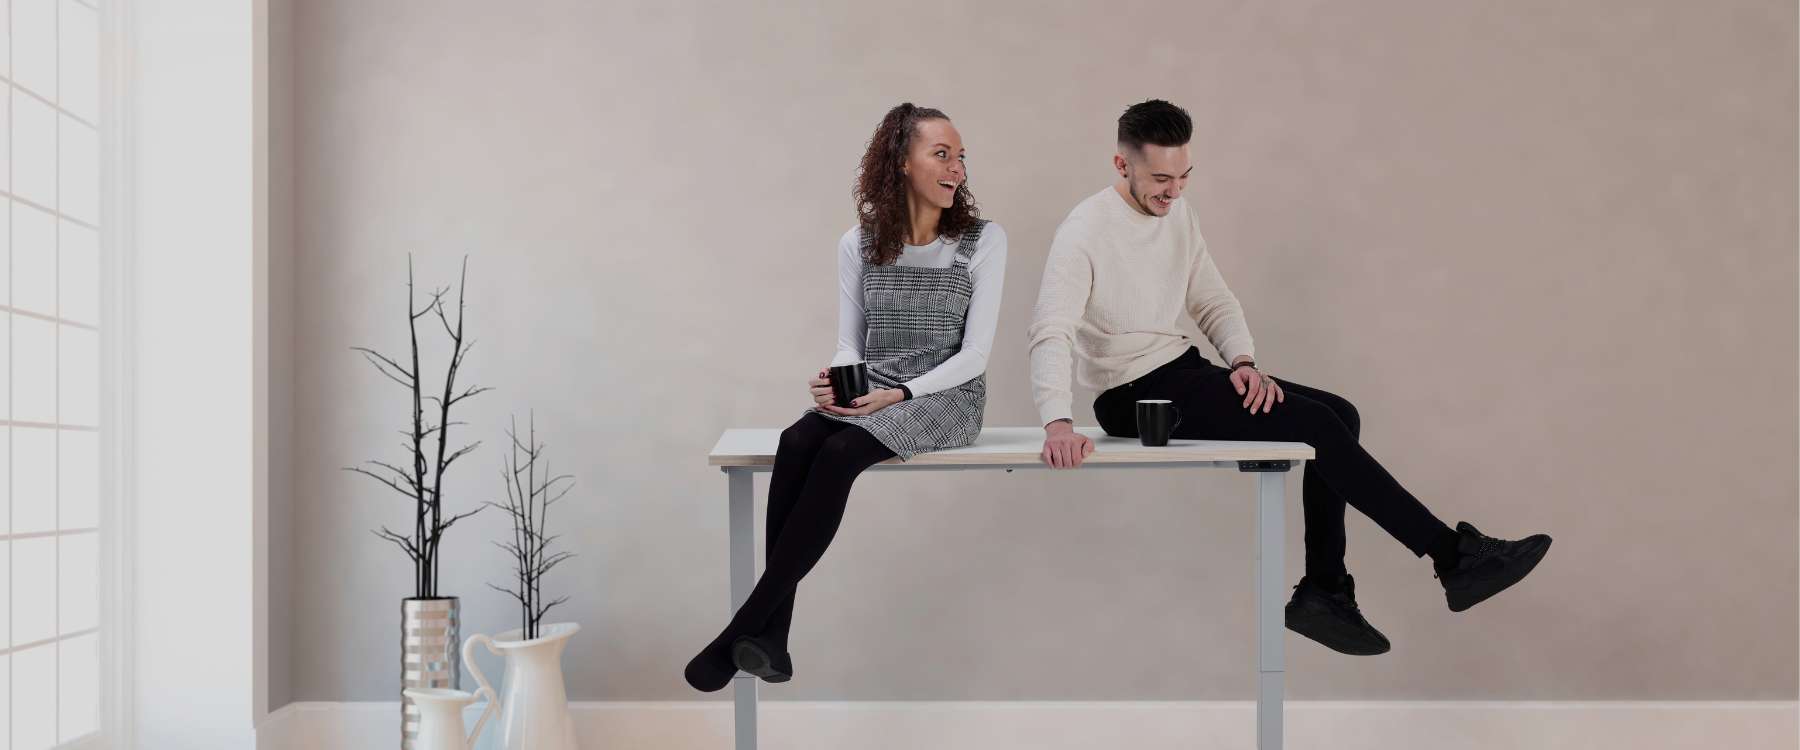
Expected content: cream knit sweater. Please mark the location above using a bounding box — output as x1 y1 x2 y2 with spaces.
1027 186 1257 426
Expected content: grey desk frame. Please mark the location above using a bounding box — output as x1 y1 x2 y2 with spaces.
708 427 1312 750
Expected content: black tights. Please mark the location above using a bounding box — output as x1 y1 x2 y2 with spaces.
708 413 892 654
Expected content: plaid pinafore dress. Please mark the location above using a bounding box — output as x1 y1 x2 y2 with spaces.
812 221 989 460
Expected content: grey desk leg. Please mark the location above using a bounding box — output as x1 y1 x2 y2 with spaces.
1256 470 1285 750
727 469 758 750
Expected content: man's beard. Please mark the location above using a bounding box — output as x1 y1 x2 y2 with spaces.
1128 181 1160 215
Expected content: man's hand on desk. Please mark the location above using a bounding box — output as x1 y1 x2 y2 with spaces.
1041 419 1095 469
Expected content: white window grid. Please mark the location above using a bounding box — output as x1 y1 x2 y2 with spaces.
2 0 104 748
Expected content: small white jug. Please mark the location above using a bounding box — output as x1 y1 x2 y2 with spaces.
402 686 498 750
463 623 581 750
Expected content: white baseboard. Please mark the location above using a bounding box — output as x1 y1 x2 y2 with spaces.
258 699 1798 750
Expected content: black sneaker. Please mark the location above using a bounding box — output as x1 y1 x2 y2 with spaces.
731 634 793 683
1436 521 1553 612
1284 574 1391 656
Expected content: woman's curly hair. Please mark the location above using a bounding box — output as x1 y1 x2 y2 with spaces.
852 103 981 266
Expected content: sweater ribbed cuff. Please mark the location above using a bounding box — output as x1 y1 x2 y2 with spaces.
1038 403 1074 429
1220 341 1256 367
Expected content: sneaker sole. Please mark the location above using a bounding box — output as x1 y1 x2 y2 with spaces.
731 638 792 683
1446 536 1552 612
1285 608 1391 656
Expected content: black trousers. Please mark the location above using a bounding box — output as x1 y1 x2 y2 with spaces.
1093 347 1450 577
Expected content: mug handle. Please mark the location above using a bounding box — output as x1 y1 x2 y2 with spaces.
462 634 502 745
1170 406 1183 433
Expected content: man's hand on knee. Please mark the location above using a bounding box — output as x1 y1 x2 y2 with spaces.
1230 362 1284 414
1041 419 1095 469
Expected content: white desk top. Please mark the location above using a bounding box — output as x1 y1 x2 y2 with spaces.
709 426 1313 468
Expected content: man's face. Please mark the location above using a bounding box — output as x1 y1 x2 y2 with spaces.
1114 143 1192 217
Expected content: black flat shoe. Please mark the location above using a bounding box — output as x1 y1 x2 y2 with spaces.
683 636 736 693
1437 521 1553 612
731 635 793 683
1284 573 1391 656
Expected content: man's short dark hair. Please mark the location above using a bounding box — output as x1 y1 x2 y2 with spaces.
1117 99 1192 151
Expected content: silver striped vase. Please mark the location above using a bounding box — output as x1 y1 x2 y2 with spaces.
401 597 461 749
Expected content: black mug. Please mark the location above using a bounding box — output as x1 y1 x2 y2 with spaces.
828 362 870 407
1136 399 1183 446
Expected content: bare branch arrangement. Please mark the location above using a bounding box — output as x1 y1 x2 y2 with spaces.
485 413 576 640
346 256 493 599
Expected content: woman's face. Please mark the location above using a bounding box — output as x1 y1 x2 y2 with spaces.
903 118 965 211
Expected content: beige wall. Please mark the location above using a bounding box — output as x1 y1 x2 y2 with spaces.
280 0 1797 703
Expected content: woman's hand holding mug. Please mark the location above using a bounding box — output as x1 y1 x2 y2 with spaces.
809 369 835 407
820 387 903 417
811 363 895 415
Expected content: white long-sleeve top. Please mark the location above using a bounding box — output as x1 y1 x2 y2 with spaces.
1026 187 1256 426
831 222 1008 397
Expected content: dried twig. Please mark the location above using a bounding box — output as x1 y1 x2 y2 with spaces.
344 256 488 599
486 413 577 639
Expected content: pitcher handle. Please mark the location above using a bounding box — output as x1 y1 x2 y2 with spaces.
462 634 502 745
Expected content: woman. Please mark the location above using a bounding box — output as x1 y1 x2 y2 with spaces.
685 103 1008 691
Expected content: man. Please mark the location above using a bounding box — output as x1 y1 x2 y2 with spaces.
1026 99 1552 655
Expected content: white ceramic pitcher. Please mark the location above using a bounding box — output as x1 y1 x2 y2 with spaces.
462 622 581 750
401 687 497 750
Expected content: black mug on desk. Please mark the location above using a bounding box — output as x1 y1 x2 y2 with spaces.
828 362 870 408
1136 399 1182 446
